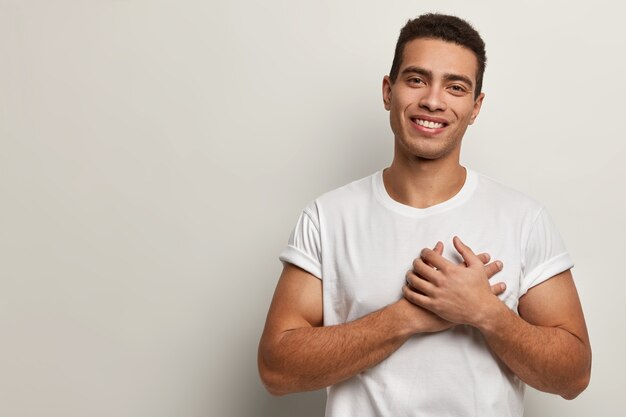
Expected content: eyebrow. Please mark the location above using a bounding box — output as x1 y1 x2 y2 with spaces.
400 66 474 89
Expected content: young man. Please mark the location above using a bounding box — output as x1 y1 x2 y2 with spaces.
258 13 591 417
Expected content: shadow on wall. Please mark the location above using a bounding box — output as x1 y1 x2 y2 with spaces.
257 389 326 417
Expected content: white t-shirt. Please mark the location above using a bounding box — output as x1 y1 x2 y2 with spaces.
278 167 573 417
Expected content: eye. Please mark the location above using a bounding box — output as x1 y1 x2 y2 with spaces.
448 84 468 95
408 77 425 86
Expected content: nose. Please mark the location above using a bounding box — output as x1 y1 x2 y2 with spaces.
419 86 447 112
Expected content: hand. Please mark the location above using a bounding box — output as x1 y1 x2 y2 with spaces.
431 241 506 296
403 237 505 327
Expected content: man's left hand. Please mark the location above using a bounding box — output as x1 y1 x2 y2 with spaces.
403 236 504 326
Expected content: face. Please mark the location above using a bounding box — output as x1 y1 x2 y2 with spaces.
383 38 484 162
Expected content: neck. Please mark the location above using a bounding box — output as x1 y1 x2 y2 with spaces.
383 149 466 209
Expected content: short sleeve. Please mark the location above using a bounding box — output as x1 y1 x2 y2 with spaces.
520 207 574 295
278 202 322 279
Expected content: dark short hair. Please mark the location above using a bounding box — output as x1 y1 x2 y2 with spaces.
389 13 487 99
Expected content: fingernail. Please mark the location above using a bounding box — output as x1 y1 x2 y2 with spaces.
496 261 503 270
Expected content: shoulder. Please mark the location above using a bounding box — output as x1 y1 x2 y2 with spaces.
472 170 544 217
305 170 379 216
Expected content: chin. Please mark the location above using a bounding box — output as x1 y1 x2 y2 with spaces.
400 142 454 161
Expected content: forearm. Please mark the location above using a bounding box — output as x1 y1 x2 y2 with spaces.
259 300 416 395
477 303 591 399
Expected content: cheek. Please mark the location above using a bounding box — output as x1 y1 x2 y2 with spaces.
391 97 412 120
451 103 475 123
389 102 404 123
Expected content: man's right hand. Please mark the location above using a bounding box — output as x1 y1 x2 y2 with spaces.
258 243 505 395
397 241 505 334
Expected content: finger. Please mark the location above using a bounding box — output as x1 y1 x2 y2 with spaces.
411 258 441 284
420 247 453 271
402 285 433 310
452 236 481 267
433 241 443 256
406 270 436 295
490 282 507 295
423 242 443 270
483 260 503 278
476 252 490 264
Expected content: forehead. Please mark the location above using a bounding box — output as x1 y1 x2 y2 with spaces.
400 38 478 82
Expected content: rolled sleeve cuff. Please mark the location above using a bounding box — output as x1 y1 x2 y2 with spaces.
520 252 574 296
278 245 322 279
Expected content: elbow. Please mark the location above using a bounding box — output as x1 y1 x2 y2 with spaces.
261 381 288 397
259 369 299 397
259 366 290 397
560 356 592 400
560 384 587 401
258 350 294 397
560 370 591 400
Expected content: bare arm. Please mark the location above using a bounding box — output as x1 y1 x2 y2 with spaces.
257 262 452 396
404 237 591 399
258 243 503 395
477 269 591 399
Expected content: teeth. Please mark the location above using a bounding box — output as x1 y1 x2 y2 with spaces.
415 119 444 129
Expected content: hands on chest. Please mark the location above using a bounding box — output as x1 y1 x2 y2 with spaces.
403 236 506 328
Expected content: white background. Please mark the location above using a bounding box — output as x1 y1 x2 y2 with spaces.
1 0 624 416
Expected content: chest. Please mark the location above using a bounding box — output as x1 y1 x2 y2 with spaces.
321 211 523 323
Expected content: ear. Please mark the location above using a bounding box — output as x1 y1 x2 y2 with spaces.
382 75 392 111
469 92 485 125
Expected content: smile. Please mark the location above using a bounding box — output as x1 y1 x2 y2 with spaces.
411 118 448 130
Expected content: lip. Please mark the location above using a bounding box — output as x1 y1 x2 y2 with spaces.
411 115 449 124
409 115 449 135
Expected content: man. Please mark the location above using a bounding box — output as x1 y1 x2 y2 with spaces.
258 13 591 417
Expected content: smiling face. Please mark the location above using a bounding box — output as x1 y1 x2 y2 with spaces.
383 38 484 163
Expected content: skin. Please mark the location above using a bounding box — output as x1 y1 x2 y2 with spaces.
258 37 591 399
259 244 504 395
404 237 591 399
381 38 484 209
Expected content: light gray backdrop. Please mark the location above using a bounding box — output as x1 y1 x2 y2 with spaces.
1 0 624 416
